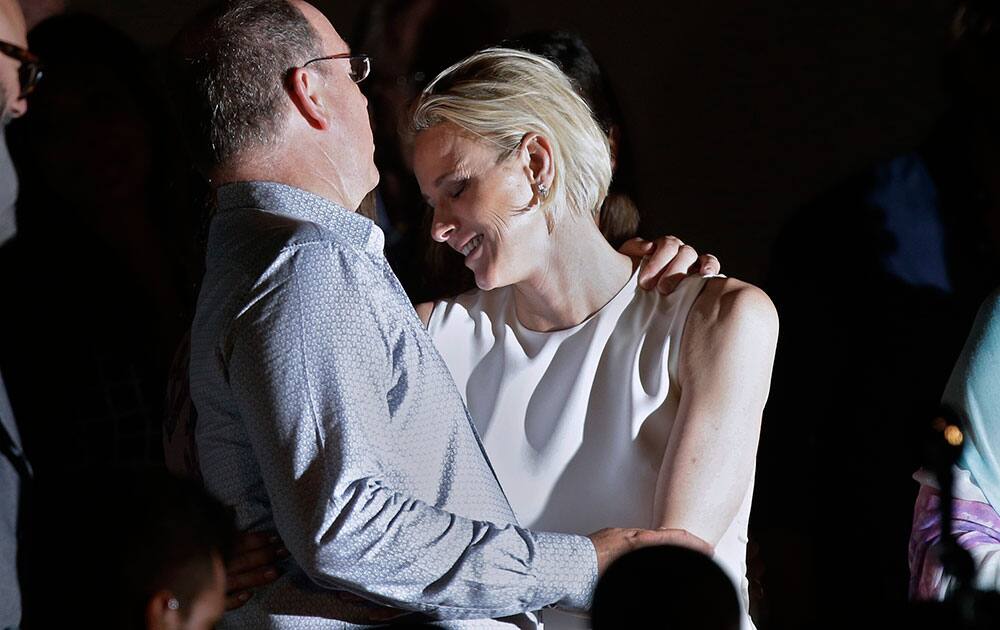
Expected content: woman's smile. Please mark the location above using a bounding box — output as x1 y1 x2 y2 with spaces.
460 234 484 257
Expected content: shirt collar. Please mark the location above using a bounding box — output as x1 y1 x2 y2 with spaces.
215 181 384 254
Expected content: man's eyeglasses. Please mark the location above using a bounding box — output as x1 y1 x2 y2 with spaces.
302 53 370 84
0 40 42 98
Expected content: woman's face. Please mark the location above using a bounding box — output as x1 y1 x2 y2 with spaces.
413 123 550 291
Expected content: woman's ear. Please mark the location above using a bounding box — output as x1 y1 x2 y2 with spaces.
287 67 330 131
519 133 557 232
520 132 555 191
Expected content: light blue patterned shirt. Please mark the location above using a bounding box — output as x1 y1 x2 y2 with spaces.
189 181 597 629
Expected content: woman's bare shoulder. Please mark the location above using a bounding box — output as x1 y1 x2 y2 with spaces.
679 277 778 386
689 277 778 332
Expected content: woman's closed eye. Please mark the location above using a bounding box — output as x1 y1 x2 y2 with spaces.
449 179 468 199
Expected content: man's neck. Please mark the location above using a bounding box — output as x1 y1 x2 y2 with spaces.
213 150 358 212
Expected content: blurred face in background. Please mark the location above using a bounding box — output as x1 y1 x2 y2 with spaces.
29 60 153 209
0 0 28 122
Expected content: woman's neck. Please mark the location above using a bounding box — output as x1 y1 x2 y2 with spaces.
512 214 635 332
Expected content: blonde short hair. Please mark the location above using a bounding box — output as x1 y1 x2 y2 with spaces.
412 47 613 223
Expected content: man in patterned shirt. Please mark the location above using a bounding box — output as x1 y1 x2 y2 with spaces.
167 1 709 627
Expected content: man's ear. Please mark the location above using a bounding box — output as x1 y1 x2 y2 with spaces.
287 67 330 131
520 132 555 190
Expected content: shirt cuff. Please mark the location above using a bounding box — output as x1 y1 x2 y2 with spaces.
531 532 599 612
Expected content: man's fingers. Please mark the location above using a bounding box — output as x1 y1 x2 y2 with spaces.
227 565 281 592
224 535 286 612
694 253 721 276
655 273 685 296
655 272 684 296
368 609 411 622
663 245 698 276
638 236 685 289
618 236 654 258
226 544 286 578
651 245 699 295
335 591 410 622
225 590 253 611
336 591 369 604
232 530 278 554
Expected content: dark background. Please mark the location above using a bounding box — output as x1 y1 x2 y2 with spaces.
9 1 987 628
65 0 955 282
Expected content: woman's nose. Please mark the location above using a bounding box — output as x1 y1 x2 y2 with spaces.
431 211 457 243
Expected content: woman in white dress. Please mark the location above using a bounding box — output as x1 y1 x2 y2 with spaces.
410 48 779 630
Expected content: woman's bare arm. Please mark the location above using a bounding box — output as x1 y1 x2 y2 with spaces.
652 277 778 546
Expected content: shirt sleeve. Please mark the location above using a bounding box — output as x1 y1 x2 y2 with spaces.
226 242 597 619
909 479 1000 599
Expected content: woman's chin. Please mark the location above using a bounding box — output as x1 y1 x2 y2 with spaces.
468 256 512 292
471 267 501 292
474 275 496 291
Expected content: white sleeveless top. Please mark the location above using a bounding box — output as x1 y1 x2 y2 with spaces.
428 271 756 630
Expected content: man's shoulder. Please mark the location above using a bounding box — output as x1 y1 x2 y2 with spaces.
211 208 369 268
276 219 364 260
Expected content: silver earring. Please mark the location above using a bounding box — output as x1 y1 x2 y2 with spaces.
167 598 180 611
537 183 549 200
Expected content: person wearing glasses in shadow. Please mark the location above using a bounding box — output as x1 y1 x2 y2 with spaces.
0 0 39 628
166 1 714 628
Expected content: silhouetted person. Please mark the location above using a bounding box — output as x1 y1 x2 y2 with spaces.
0 0 37 625
753 2 1000 627
1 14 199 478
591 545 740 630
28 469 235 629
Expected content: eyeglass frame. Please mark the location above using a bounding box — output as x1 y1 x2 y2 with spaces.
0 40 42 98
301 53 370 84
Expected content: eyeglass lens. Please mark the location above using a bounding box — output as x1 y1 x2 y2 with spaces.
19 63 41 97
349 56 370 83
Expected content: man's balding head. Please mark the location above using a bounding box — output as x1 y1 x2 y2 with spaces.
166 0 323 176
166 0 378 210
